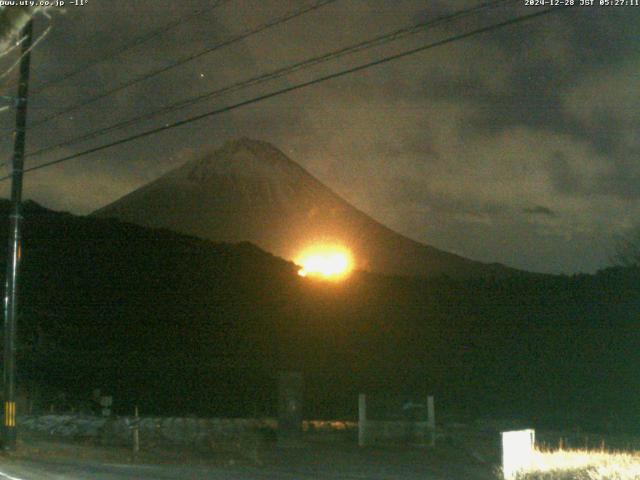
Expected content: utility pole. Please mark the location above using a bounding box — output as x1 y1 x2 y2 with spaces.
3 18 33 450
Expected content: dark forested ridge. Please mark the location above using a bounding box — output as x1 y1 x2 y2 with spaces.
2 200 638 431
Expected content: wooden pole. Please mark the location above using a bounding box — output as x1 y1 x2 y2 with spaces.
3 18 33 451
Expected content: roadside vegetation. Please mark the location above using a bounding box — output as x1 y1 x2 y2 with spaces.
510 447 640 480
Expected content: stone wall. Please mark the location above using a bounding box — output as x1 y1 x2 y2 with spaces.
18 415 356 449
360 420 432 445
20 415 274 448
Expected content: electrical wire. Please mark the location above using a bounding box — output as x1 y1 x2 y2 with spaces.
30 0 231 95
0 22 51 82
25 0 515 159
0 5 569 183
26 0 339 131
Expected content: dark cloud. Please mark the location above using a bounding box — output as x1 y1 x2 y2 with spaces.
424 7 640 160
548 151 583 195
524 205 556 217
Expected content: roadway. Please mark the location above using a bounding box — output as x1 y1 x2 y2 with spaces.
0 441 497 479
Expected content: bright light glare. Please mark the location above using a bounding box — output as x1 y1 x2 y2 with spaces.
296 246 352 280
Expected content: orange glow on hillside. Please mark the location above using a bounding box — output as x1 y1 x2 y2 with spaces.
296 245 353 280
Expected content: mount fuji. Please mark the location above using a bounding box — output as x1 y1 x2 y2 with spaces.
94 138 518 278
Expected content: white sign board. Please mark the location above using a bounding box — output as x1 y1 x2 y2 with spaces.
502 429 535 479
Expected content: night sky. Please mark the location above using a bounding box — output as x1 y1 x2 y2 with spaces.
0 0 637 275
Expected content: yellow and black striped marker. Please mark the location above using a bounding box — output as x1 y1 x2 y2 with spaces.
4 401 15 428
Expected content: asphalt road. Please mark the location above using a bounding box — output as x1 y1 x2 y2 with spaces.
0 461 496 480
0 444 498 480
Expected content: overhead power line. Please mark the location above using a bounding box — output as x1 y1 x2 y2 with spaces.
0 5 568 183
26 0 339 130
26 0 514 159
31 0 230 95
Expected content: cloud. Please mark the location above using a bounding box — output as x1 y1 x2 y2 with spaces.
3 1 639 273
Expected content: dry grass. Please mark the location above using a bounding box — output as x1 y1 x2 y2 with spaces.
512 447 640 480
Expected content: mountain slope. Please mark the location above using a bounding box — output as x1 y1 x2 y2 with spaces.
95 138 518 278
